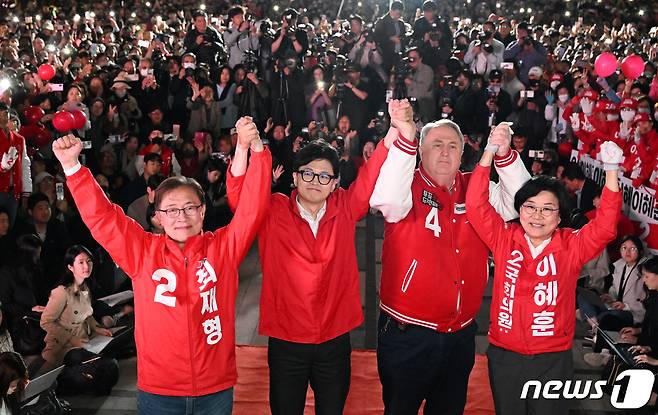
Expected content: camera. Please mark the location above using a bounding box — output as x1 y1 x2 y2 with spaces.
482 43 493 54
393 56 413 81
243 49 258 72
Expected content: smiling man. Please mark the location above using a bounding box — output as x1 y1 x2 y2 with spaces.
229 100 415 414
369 120 530 414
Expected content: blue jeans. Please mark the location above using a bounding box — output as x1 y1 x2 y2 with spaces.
137 388 233 415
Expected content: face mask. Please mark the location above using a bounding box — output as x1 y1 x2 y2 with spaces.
488 85 501 94
639 107 650 114
115 90 127 98
558 94 569 103
140 69 150 77
621 110 635 122
606 114 619 121
580 98 593 115
182 62 196 69
550 81 560 90
644 71 654 78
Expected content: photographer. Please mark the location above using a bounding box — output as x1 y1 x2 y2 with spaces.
339 15 366 57
412 1 452 52
450 70 489 135
234 64 270 128
480 69 512 126
348 32 387 84
404 47 435 122
271 9 309 60
373 1 406 72
223 6 260 69
183 10 225 66
503 22 547 85
186 81 222 140
107 76 142 135
464 33 502 77
328 64 370 131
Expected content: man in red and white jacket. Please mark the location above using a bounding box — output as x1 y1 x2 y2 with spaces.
0 103 32 225
52 117 270 414
369 118 530 414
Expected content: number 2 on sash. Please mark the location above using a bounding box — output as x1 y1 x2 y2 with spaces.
424 207 441 237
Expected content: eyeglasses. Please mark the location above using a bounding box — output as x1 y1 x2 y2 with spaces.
296 169 336 185
157 204 203 218
620 246 638 253
521 204 559 216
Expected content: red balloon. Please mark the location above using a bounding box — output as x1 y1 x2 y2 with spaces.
557 142 573 158
37 64 56 81
52 111 75 132
70 109 87 130
23 106 45 125
33 126 53 147
594 52 617 78
621 55 645 80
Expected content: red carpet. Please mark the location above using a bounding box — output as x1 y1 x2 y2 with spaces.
234 345 494 414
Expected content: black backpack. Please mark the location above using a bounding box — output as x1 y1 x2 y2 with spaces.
56 348 119 396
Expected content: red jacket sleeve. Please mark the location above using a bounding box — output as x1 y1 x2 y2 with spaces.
340 139 392 222
66 167 149 278
465 164 508 251
223 148 272 268
226 161 246 213
573 186 621 264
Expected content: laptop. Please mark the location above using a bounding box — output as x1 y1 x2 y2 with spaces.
20 365 65 404
83 325 134 356
576 287 612 310
584 313 649 369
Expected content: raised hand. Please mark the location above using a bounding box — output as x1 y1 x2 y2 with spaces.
273 165 284 182
600 141 624 170
388 99 415 140
1 147 18 171
486 122 513 156
235 117 260 150
570 113 581 131
52 134 83 170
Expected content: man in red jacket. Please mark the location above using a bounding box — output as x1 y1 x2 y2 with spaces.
369 119 530 414
52 116 270 415
228 100 415 414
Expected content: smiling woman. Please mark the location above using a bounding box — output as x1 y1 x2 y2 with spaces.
465 136 623 415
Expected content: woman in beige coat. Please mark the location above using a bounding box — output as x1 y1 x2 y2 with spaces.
40 245 113 365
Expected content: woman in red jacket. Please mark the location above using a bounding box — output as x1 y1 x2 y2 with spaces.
51 116 270 415
465 126 623 415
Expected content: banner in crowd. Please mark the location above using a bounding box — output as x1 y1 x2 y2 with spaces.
570 150 658 252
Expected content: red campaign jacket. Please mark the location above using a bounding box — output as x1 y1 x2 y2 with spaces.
630 130 658 187
65 149 271 396
0 130 26 198
227 140 391 343
466 165 621 355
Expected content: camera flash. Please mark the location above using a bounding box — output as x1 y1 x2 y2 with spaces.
73 14 81 22
0 79 11 94
110 10 115 17
200 3 206 10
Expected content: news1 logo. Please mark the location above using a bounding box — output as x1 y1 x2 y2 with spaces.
520 369 654 409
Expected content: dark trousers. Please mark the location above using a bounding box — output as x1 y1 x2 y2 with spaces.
487 344 573 415
376 313 477 415
268 333 351 415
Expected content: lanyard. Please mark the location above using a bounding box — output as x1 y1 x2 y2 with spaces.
618 263 637 302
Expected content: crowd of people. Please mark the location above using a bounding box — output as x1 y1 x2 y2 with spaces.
0 0 658 414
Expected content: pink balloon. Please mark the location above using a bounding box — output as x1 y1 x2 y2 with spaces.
594 52 617 78
70 109 87 130
52 111 75 132
621 55 645 80
37 64 56 81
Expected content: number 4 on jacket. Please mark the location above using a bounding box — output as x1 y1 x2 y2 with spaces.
424 207 441 237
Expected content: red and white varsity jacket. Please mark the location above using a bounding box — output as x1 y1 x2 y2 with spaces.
369 138 530 333
466 164 620 354
65 149 271 396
